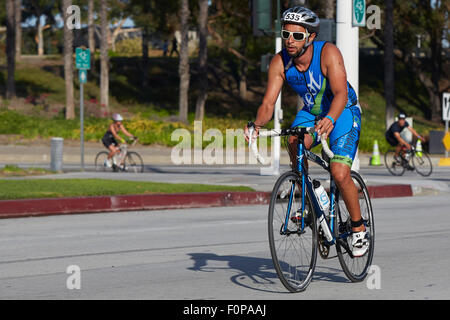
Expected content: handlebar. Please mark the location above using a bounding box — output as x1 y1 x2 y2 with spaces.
247 124 334 165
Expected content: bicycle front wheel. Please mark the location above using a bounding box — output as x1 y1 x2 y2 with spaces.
268 171 317 292
124 152 144 173
334 171 374 282
95 151 110 172
413 152 432 177
384 150 405 176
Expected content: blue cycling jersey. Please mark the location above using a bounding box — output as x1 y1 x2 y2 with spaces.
280 41 358 116
281 41 361 167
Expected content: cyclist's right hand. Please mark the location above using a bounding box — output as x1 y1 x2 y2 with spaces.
244 121 259 143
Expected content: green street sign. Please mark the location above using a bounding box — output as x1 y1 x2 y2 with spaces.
352 0 366 27
75 47 91 70
79 69 87 84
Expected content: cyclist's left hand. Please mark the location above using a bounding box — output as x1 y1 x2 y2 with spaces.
315 117 334 140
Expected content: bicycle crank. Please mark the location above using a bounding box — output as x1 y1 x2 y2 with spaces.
318 225 331 259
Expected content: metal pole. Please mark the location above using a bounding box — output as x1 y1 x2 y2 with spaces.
337 0 360 171
446 120 449 158
80 82 85 171
261 0 282 176
273 0 282 176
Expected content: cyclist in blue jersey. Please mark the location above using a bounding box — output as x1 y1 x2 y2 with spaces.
245 6 368 256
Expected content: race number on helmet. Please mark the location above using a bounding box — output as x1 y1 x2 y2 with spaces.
281 6 320 35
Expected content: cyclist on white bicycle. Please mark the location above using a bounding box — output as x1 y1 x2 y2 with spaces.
385 113 425 164
102 113 136 168
245 6 368 256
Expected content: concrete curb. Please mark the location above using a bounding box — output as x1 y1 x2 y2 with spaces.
0 184 412 219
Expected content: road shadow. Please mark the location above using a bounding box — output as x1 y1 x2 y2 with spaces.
187 252 348 294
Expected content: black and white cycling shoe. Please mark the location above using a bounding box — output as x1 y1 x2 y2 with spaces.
351 231 369 257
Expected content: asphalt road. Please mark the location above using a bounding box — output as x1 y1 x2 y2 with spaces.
0 194 449 300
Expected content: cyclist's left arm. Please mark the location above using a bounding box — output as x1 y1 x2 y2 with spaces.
118 124 135 140
407 126 425 142
316 43 348 139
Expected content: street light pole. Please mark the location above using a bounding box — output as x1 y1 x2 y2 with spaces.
261 0 283 176
336 0 360 171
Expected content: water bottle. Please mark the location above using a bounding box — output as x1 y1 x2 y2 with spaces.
313 180 330 212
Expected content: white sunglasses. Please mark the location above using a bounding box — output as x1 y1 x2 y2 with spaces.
281 29 309 41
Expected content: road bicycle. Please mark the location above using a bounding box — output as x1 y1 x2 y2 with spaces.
248 120 375 292
384 144 432 177
95 138 144 173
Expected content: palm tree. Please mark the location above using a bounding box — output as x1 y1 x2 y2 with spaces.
178 0 190 123
384 0 395 129
63 0 74 119
100 0 109 114
88 0 95 70
6 0 16 99
195 0 209 121
15 0 22 61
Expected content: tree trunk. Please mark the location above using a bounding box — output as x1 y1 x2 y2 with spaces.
6 0 16 99
384 0 395 129
142 26 150 88
15 0 22 61
195 0 209 121
429 21 443 122
37 20 44 56
324 0 335 19
238 35 248 100
178 0 190 123
88 0 95 70
63 0 75 120
100 0 109 114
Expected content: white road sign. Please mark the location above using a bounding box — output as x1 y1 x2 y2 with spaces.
443 92 450 121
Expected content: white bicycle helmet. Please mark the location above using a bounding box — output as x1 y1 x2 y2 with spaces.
281 6 320 35
112 113 124 122
281 6 320 58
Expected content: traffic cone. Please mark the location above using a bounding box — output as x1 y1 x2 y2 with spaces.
415 139 423 157
370 140 382 166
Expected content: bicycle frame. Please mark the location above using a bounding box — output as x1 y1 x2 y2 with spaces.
283 136 338 245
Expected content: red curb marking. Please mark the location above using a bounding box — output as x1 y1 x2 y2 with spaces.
0 192 271 219
0 185 412 219
367 184 413 199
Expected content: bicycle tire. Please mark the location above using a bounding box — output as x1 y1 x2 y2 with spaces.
334 171 375 282
124 152 144 173
95 151 110 172
413 152 433 177
384 150 406 176
268 171 318 292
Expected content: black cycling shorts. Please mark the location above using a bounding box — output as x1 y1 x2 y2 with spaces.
385 132 398 147
102 132 118 149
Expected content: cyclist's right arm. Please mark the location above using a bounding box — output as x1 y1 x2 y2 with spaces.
245 54 285 142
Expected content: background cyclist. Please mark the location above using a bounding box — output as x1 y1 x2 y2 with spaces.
102 113 136 168
245 6 368 257
385 113 425 164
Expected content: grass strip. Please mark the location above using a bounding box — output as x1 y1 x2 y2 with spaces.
0 179 254 200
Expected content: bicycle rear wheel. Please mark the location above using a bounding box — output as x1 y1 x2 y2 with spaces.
268 171 317 292
334 171 374 282
124 152 144 173
413 152 432 177
384 150 405 176
95 151 110 172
